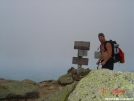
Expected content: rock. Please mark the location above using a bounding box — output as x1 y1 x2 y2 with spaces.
51 80 58 84
60 67 92 82
0 78 4 80
72 75 83 81
44 84 50 87
67 67 91 77
71 69 77 75
58 73 74 85
44 80 53 82
79 68 91 76
47 86 54 90
0 78 5 83
67 67 75 74
59 86 63 90
0 80 39 100
22 79 37 85
38 82 46 87
44 81 78 101
72 68 91 81
68 69 134 101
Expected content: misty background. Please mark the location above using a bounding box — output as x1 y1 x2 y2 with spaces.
0 0 134 82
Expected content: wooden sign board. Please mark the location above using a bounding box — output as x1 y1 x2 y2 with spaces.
78 50 88 56
72 57 88 65
74 41 90 50
94 51 101 59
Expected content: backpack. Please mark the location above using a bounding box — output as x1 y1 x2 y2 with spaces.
102 40 125 63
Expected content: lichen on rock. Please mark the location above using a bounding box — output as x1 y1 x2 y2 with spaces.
68 69 134 101
0 80 39 100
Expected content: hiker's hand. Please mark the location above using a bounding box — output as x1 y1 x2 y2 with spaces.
96 61 100 65
101 61 106 66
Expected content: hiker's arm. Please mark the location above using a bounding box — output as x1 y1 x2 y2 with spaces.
98 53 102 62
96 53 102 64
104 43 112 62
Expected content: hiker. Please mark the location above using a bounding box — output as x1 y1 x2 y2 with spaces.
96 33 114 70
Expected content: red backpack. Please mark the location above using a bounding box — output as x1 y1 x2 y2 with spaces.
119 48 125 63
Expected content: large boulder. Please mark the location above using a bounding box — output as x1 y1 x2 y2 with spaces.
68 69 134 101
0 80 39 100
44 81 78 101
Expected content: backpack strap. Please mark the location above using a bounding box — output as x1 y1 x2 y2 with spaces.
103 41 108 51
99 41 108 53
104 40 115 57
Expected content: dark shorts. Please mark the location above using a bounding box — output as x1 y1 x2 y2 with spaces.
101 58 114 70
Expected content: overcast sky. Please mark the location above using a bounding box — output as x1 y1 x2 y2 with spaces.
0 0 134 82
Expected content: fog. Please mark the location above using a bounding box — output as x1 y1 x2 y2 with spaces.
0 0 133 82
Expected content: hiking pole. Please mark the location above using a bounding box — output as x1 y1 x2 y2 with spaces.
97 61 101 69
97 64 99 69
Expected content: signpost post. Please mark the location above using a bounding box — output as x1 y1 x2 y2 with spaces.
72 41 90 79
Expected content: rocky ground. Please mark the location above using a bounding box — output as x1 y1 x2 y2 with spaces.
0 67 91 101
0 78 65 101
36 80 66 101
1 68 133 101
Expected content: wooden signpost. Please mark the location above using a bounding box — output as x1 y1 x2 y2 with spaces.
72 57 88 65
74 41 90 50
72 41 90 76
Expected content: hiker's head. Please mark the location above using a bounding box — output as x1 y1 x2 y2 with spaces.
98 33 105 43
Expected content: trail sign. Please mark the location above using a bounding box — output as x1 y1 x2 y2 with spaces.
78 50 88 56
74 41 90 50
72 57 88 65
72 41 90 77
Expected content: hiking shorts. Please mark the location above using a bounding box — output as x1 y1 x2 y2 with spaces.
101 58 114 70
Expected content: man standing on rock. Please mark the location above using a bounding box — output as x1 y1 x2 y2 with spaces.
96 33 114 70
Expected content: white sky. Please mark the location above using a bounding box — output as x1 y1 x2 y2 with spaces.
0 0 134 82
